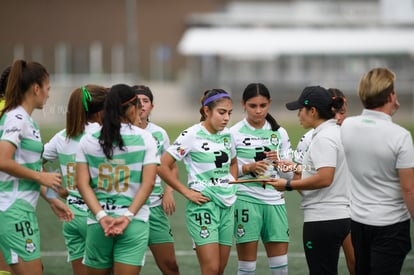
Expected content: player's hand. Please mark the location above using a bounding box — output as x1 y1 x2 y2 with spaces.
184 189 210 205
106 216 130 236
48 198 74 222
162 190 176 216
264 150 279 162
99 216 116 237
38 171 62 192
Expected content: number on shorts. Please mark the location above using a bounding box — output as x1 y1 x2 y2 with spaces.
193 212 212 226
15 221 34 238
235 209 249 223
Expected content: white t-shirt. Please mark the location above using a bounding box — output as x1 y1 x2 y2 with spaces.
301 119 350 222
341 109 414 226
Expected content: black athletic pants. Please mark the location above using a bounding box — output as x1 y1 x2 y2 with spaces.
351 219 411 275
303 218 351 275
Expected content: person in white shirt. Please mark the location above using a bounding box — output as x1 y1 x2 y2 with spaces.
341 67 414 275
295 88 355 275
267 86 350 275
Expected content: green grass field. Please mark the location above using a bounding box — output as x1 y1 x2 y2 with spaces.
37 122 414 275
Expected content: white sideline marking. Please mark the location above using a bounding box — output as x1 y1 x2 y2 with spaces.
41 250 414 259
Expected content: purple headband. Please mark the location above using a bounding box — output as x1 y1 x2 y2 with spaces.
203 93 230 106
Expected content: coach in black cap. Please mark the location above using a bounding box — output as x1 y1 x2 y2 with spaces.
267 84 350 274
286 85 332 111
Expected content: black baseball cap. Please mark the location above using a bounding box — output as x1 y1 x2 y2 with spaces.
286 86 332 110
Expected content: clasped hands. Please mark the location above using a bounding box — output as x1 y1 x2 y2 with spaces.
99 215 131 237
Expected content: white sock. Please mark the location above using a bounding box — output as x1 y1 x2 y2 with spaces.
268 255 288 275
237 260 256 275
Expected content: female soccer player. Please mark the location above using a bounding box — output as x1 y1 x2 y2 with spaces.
230 83 291 275
76 84 158 275
43 85 108 275
134 85 179 275
158 88 237 275
0 60 63 275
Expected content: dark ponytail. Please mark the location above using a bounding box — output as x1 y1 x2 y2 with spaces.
328 88 346 115
99 84 139 159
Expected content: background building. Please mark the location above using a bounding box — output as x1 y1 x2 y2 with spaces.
178 0 414 115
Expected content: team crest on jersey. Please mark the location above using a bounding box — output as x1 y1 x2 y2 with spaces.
236 224 245 237
176 147 186 156
270 134 279 147
200 226 210 239
25 239 36 253
223 137 231 149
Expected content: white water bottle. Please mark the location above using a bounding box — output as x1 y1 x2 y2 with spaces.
258 159 274 179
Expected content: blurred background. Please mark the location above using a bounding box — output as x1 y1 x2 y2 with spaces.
1 0 414 126
2 1 414 274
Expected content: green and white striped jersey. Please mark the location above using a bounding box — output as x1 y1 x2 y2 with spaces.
76 123 159 222
230 119 292 205
0 106 43 212
43 122 100 215
143 122 170 207
167 123 237 208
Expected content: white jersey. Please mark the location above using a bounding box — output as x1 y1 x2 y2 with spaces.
301 119 350 222
341 109 414 226
295 129 313 165
76 123 159 223
0 106 43 212
43 123 100 214
167 123 237 208
230 119 292 205
143 122 170 207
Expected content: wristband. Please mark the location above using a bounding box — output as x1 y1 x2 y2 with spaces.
95 210 107 221
123 210 135 221
285 179 293 191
